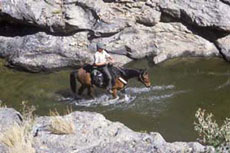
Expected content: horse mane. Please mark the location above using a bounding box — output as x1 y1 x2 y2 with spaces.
82 64 93 73
121 68 143 80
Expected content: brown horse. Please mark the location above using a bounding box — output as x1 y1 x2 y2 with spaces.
70 66 151 99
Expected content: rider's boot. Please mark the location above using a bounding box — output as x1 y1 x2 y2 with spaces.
106 81 113 94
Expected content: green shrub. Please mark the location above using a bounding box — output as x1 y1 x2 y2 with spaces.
194 108 230 149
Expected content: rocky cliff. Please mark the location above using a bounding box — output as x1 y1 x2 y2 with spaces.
0 0 230 72
0 107 215 153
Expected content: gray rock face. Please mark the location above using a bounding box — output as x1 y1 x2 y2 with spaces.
136 6 161 27
1 0 65 32
0 144 7 153
220 0 230 5
216 35 230 62
0 0 229 71
93 25 158 60
0 22 220 71
0 108 216 153
151 23 220 63
0 108 22 133
0 31 93 72
95 22 219 63
0 30 132 71
30 111 214 153
160 0 230 32
0 0 140 34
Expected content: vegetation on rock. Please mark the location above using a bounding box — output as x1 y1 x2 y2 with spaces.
49 108 75 135
194 108 230 152
0 103 75 152
0 102 35 153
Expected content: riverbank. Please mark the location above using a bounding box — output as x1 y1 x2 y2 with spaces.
0 107 215 153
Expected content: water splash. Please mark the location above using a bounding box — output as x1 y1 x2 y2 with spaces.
147 94 174 101
207 72 230 76
216 78 230 90
151 85 175 90
125 85 175 94
59 94 136 107
58 84 175 107
146 90 189 102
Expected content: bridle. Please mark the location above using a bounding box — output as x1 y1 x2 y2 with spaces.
138 73 145 83
138 72 150 87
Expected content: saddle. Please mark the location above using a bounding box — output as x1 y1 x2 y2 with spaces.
83 64 125 88
91 68 104 87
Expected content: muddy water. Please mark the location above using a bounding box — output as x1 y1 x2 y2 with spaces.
1 57 230 142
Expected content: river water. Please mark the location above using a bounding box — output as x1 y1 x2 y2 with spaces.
1 57 230 142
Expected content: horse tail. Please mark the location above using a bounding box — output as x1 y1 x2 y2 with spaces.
70 71 78 94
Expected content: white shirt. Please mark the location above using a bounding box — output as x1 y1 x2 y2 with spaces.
94 50 111 64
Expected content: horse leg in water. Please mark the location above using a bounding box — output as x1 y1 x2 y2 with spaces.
112 89 118 98
111 79 125 98
87 86 95 98
78 85 86 95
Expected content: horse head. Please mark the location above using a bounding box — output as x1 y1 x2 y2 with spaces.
138 69 151 87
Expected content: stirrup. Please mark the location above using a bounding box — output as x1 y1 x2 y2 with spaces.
106 88 113 94
108 89 113 94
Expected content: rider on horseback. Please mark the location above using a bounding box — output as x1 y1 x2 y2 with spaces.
94 43 115 92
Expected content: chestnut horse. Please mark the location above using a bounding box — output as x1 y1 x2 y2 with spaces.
70 66 151 98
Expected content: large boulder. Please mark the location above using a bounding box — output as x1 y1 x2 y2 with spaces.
0 0 65 32
0 107 215 152
33 111 143 152
0 108 22 133
216 35 230 62
160 0 230 32
94 22 219 63
152 23 220 63
0 27 132 71
0 31 93 72
32 111 215 153
0 0 121 34
0 108 23 153
0 0 228 71
1 0 158 35
64 0 128 34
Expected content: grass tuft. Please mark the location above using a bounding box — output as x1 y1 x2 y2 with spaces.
0 102 76 153
0 101 35 153
49 108 75 135
0 123 35 153
0 100 6 108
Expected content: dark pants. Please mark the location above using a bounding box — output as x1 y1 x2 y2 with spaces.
99 65 112 89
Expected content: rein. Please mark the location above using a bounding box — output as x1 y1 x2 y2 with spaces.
138 73 145 83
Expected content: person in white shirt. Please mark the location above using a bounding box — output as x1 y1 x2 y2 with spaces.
94 43 115 92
